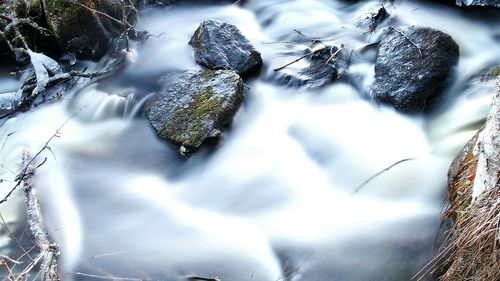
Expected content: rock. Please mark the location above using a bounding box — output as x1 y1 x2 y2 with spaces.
369 6 390 32
456 0 500 7
189 19 263 75
300 46 350 88
147 70 244 155
447 129 480 220
13 0 44 21
482 65 500 81
42 0 138 60
372 26 459 113
272 45 349 88
440 80 500 281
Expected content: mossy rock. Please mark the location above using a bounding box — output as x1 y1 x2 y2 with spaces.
447 129 482 220
147 70 244 155
42 0 136 59
483 66 500 81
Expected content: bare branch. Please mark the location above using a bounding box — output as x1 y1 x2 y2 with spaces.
0 113 76 205
352 157 416 195
186 275 221 281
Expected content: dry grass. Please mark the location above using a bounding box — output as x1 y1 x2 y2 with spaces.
440 181 500 281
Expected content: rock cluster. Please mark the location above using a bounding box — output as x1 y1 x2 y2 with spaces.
148 19 262 155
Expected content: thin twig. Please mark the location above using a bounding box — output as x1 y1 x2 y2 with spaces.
273 52 314 71
0 14 12 22
73 272 154 281
0 113 76 205
293 29 327 47
186 275 221 281
72 2 132 29
389 26 422 57
0 214 33 261
351 157 416 195
325 46 344 64
0 254 23 265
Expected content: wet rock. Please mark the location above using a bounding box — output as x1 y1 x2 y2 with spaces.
189 19 263 75
147 70 244 155
369 6 390 32
440 82 500 281
373 26 459 113
482 65 500 81
299 46 349 88
272 45 349 88
456 0 500 7
42 0 138 60
447 129 481 220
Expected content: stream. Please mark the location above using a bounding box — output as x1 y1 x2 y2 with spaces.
0 0 499 280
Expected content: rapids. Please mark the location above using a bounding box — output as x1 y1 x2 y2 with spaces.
0 1 499 280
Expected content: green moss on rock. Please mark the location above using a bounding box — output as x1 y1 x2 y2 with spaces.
148 70 244 154
484 66 500 81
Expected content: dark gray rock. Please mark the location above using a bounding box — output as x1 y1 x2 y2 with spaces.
456 0 500 7
189 20 263 75
147 70 243 154
373 26 459 113
299 46 349 88
272 45 349 88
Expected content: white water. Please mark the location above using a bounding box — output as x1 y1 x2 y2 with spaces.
0 1 499 280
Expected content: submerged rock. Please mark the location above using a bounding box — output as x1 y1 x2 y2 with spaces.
456 0 500 7
189 19 263 75
43 0 137 60
147 70 243 155
272 45 349 88
373 26 459 113
298 48 338 88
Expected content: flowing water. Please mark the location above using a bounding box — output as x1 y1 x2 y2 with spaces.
0 1 499 280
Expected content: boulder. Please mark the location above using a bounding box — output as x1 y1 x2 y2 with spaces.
147 70 244 155
372 26 459 113
440 80 499 281
42 0 137 60
456 0 500 7
189 19 263 75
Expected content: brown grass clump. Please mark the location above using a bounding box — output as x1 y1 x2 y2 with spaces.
440 182 500 281
432 82 500 281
